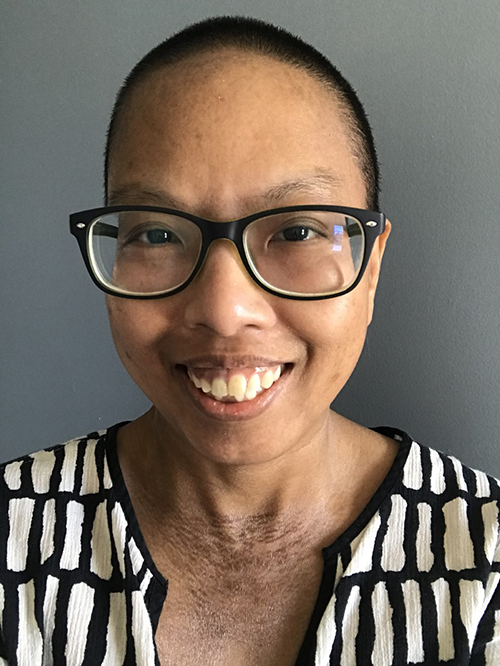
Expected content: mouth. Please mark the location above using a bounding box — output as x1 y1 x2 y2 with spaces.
176 361 293 420
187 363 285 402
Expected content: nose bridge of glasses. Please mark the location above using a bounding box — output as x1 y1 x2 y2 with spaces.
196 219 254 286
203 218 242 244
200 219 247 269
201 237 246 274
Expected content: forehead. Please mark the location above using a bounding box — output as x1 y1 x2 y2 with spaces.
108 51 366 213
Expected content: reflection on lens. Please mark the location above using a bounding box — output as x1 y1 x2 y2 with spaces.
89 211 202 295
244 211 365 296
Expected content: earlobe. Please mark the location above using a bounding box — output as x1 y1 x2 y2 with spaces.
366 219 392 325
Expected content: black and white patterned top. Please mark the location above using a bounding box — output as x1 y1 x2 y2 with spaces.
0 423 499 665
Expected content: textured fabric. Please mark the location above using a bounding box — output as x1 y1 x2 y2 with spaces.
0 423 499 665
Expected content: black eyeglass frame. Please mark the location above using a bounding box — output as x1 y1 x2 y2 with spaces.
69 205 386 301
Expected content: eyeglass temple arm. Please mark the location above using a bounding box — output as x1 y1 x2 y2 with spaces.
92 222 118 239
346 220 362 237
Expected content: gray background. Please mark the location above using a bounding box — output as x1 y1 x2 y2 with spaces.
1 0 499 474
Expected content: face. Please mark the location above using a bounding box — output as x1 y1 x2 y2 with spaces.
106 51 391 465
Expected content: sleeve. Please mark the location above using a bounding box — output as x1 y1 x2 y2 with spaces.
470 582 500 665
470 513 500 666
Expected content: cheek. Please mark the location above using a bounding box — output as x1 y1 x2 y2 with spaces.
284 290 370 388
106 298 172 374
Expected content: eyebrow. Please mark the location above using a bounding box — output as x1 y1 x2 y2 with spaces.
107 171 343 212
261 172 342 206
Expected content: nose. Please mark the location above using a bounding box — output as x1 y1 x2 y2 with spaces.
182 240 277 337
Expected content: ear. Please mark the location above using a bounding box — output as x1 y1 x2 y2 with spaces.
366 219 391 325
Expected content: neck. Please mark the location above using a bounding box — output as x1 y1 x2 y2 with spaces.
117 409 399 559
117 407 356 533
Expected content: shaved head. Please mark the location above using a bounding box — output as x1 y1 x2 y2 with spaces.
104 16 380 210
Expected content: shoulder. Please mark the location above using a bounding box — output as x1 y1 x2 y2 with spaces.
402 436 500 502
374 425 500 500
373 426 500 564
0 425 124 578
0 427 116 501
399 435 500 567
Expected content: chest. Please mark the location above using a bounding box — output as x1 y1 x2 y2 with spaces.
153 550 324 666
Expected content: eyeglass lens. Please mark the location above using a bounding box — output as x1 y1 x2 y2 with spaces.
88 210 365 297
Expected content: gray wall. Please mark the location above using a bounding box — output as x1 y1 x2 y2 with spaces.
1 0 499 475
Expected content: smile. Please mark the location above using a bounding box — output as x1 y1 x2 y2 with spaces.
186 364 284 402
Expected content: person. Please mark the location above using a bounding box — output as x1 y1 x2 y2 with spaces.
0 15 499 666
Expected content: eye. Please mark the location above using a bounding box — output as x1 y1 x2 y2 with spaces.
280 225 316 241
121 224 182 246
274 221 328 242
139 228 180 245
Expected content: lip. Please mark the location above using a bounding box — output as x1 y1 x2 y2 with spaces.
176 363 292 421
177 354 287 369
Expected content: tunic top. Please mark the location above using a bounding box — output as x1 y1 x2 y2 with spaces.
0 423 499 665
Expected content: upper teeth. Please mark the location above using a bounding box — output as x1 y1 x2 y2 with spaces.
187 365 283 402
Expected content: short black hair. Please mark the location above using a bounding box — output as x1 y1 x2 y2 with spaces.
104 16 380 210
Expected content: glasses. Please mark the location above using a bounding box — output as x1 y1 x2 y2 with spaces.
69 205 386 301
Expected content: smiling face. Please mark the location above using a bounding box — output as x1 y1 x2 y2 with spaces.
106 50 390 465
